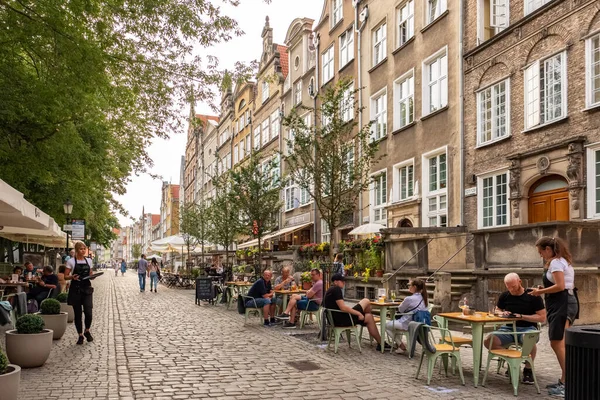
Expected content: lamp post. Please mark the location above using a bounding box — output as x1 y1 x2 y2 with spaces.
63 199 73 252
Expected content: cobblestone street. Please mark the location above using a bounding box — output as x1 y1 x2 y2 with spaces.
12 272 563 400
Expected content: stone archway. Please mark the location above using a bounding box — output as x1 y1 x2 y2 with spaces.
397 218 413 228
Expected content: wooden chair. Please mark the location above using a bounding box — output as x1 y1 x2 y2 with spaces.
240 295 264 325
482 330 541 396
324 308 362 354
415 324 465 386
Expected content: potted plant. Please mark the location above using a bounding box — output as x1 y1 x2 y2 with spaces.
300 271 312 290
366 246 384 278
0 348 20 400
56 292 74 323
5 314 53 368
38 298 68 340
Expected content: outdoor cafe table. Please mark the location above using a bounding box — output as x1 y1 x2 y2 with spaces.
437 312 520 387
369 301 401 353
225 281 252 309
274 289 306 311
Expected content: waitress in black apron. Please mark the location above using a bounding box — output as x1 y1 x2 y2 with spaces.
65 241 95 345
531 236 579 396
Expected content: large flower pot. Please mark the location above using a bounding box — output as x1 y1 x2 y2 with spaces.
5 329 53 368
0 364 21 400
302 281 312 290
60 303 74 323
39 312 68 340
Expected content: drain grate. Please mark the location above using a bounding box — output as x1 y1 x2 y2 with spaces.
286 360 321 371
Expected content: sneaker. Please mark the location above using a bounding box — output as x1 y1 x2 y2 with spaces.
546 380 564 389
76 336 84 345
270 318 282 325
263 320 272 327
84 331 94 342
522 368 534 385
548 383 565 397
282 321 296 329
275 313 290 320
376 343 392 352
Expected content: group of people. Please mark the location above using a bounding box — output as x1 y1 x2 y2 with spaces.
136 254 161 293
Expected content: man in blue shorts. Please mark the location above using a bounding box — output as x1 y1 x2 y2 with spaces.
246 269 279 327
484 272 546 384
276 269 322 328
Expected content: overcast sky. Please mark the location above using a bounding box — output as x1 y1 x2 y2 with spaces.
115 0 323 227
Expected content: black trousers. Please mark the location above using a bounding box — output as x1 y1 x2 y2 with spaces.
71 293 93 334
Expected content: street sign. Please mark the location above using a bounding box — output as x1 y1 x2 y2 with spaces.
71 219 86 240
90 242 97 251
63 224 73 231
464 187 477 197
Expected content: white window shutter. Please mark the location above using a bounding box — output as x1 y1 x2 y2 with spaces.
525 61 540 128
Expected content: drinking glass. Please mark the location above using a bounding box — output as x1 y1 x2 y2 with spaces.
488 299 496 316
458 299 466 316
390 291 396 302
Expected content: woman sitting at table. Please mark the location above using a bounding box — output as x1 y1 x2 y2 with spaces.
385 279 428 354
12 266 24 282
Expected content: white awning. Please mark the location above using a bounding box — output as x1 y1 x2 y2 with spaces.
237 239 259 249
0 217 72 247
263 222 313 241
0 179 50 230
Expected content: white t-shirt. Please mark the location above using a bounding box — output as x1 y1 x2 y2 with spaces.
66 257 92 271
546 257 575 289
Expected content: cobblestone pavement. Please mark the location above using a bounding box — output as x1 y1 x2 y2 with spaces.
9 271 563 400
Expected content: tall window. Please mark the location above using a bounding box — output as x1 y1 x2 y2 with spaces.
233 144 239 164
424 48 448 115
423 150 447 227
525 0 552 15
587 145 600 219
270 110 280 140
490 0 508 34
321 219 331 243
331 0 343 27
393 160 414 202
478 79 510 145
397 1 414 47
341 83 354 122
245 135 251 155
294 81 302 105
322 46 334 84
427 0 447 24
262 81 269 103
394 70 414 130
261 119 270 145
239 139 245 160
371 171 387 224
285 179 297 211
342 145 355 186
253 126 261 150
478 172 508 228
524 51 566 129
340 27 354 68
373 23 387 66
586 34 600 108
371 90 387 140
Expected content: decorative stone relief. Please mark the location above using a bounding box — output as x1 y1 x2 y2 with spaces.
512 200 520 219
570 188 580 211
537 156 551 175
567 142 583 186
509 161 521 197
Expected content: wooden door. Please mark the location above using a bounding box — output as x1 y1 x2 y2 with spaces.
528 188 570 223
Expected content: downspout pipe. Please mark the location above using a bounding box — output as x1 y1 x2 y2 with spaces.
355 1 367 228
313 33 320 244
459 0 465 227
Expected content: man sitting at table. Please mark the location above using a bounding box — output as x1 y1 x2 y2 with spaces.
276 269 323 328
484 272 546 385
22 261 36 280
273 266 294 308
324 274 391 351
27 266 59 306
246 269 279 327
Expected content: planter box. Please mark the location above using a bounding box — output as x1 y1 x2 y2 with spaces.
60 303 74 323
5 329 53 368
0 364 21 400
39 312 68 340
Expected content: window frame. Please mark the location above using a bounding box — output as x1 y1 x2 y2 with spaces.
373 23 387 66
393 69 415 131
262 80 270 103
270 110 280 141
426 0 447 25
294 80 303 105
370 88 388 141
477 169 509 229
422 46 448 116
341 82 355 122
321 219 331 243
233 144 239 164
421 146 448 227
253 126 261 150
322 45 334 85
586 33 600 109
397 0 414 48
285 179 297 212
392 158 415 203
339 26 355 69
370 169 388 225
261 119 270 147
586 142 600 219
331 0 343 28
524 0 552 16
476 78 511 147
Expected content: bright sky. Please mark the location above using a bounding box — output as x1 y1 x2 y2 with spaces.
116 0 323 227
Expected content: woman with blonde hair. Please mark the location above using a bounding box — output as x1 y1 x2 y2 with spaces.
531 236 578 397
65 241 95 345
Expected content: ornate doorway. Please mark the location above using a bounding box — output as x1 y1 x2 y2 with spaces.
528 175 569 223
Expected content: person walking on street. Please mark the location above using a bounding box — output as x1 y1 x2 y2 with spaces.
65 241 95 345
120 259 127 276
137 255 148 292
148 257 160 293
531 236 579 398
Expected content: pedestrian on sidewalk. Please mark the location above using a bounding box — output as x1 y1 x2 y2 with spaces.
137 254 148 292
148 257 160 293
65 241 95 345
120 258 127 276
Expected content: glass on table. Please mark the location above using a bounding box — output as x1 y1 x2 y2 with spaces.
458 298 468 316
389 291 396 302
488 299 496 316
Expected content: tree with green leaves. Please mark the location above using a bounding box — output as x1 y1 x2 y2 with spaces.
132 244 142 261
229 153 282 267
281 78 381 257
0 0 254 246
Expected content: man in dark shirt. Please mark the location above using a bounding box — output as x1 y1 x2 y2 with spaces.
323 274 390 352
27 266 59 305
246 270 278 326
484 272 546 384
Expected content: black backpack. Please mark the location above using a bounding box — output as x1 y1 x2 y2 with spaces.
237 295 246 314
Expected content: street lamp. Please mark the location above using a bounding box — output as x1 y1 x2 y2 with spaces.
63 199 73 252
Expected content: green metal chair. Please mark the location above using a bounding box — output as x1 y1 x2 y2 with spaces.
493 322 542 374
482 330 541 396
298 299 322 330
324 308 362 354
415 324 465 386
241 295 264 325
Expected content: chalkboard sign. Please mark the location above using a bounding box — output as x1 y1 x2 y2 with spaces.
195 278 215 305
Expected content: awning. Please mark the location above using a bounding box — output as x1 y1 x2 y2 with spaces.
0 179 50 230
263 222 313 241
0 217 72 247
237 238 258 249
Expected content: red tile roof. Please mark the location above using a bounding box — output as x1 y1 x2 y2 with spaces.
195 114 219 125
171 185 180 199
151 214 161 226
112 228 120 234
277 45 289 78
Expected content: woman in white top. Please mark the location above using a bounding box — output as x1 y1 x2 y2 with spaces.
148 257 160 293
531 236 578 394
385 279 428 354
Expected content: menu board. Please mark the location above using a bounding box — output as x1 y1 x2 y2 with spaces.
195 278 215 305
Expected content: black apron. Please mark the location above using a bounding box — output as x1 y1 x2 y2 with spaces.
67 258 93 306
543 268 579 322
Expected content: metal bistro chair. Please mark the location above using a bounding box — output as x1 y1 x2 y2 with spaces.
241 295 264 325
415 324 466 386
324 308 362 354
482 330 541 396
388 302 436 354
298 299 322 330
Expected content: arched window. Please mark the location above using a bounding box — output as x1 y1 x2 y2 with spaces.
238 99 246 111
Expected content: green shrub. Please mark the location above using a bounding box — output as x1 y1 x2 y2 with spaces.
16 314 44 334
40 298 61 315
0 349 8 374
56 292 68 303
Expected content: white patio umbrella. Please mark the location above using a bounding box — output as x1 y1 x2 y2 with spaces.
0 179 50 230
0 217 73 248
347 223 386 236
